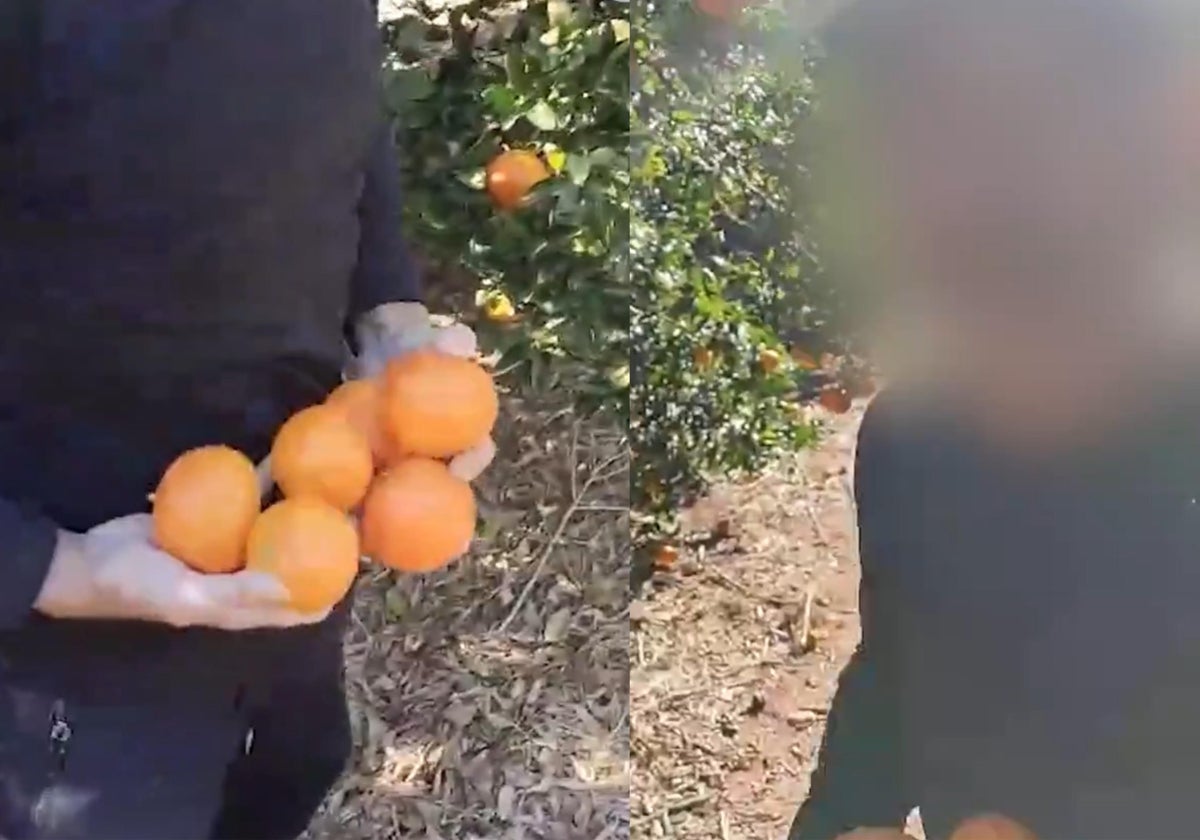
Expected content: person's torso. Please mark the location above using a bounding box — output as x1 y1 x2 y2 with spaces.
0 0 383 522
0 0 380 384
874 400 1200 839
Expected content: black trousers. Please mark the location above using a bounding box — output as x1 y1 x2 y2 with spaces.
209 612 353 840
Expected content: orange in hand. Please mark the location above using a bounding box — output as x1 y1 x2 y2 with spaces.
360 458 476 574
381 350 498 460
152 445 261 574
325 378 395 465
271 404 374 511
245 497 360 613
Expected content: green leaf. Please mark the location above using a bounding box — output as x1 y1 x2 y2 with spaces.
565 154 593 185
384 67 434 108
482 84 521 118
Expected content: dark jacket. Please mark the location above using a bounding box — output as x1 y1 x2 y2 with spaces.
0 1 418 837
790 392 1200 840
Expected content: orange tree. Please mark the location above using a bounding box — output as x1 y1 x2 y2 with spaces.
631 0 840 546
379 0 630 416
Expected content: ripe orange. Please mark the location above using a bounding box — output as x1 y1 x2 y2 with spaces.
949 815 1038 840
381 350 499 459
360 458 476 573
270 404 374 511
694 0 746 21
819 385 853 415
653 543 679 570
245 498 360 613
152 445 261 574
325 378 395 465
485 149 550 210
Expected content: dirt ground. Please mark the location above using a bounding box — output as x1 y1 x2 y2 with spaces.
305 390 630 840
630 403 870 840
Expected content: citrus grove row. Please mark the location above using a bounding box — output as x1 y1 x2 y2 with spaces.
149 351 498 614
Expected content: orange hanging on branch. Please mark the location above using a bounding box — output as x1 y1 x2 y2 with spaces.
485 149 551 210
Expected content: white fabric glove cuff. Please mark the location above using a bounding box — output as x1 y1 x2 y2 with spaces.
355 302 435 357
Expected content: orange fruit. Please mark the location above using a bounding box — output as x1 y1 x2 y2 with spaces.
949 815 1038 840
819 385 853 415
381 350 499 459
151 445 261 574
360 458 476 573
270 405 374 511
485 149 550 210
653 543 679 570
325 379 395 465
245 498 360 613
694 0 746 21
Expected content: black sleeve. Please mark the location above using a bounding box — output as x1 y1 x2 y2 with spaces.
346 116 425 321
0 501 62 630
788 399 912 839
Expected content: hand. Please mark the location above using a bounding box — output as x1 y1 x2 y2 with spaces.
35 514 330 629
351 302 496 483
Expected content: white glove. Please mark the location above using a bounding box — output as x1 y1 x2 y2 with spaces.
36 514 330 629
350 302 496 483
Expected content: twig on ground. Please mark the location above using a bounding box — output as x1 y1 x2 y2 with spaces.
494 443 627 634
798 586 815 652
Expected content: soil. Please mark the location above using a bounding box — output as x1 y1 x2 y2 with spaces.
630 402 903 839
304 390 630 840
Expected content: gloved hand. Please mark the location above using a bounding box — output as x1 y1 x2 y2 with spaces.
350 301 496 482
36 514 330 629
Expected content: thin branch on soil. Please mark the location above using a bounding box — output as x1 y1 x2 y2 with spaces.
495 445 627 635
798 586 815 652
